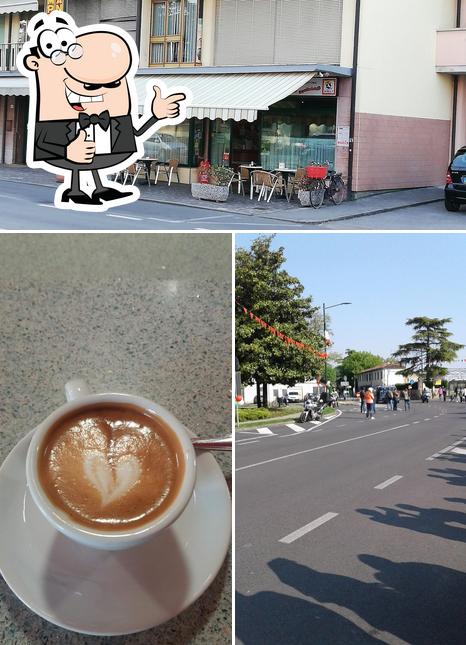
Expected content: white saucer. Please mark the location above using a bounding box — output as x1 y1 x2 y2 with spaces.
0 430 231 635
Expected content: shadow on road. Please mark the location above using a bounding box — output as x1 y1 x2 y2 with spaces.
428 466 466 487
237 555 466 644
356 502 466 543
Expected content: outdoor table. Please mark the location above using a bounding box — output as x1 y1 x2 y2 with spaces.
240 165 264 197
138 157 159 183
274 168 297 201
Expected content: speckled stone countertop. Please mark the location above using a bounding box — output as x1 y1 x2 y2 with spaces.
0 234 232 645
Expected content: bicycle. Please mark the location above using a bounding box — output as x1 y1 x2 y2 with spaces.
309 170 346 209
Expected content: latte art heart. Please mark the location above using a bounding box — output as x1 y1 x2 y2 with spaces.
38 403 184 530
83 452 141 506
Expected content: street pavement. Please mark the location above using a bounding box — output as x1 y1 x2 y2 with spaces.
236 400 466 644
0 169 455 230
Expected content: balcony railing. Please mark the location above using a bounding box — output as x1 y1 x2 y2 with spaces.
0 43 22 72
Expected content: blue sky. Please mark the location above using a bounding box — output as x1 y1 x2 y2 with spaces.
236 234 466 361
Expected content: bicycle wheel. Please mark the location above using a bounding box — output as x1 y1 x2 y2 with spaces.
330 176 346 205
310 179 325 209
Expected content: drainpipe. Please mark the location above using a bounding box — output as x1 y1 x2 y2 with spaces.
452 0 462 156
135 0 142 52
347 0 361 199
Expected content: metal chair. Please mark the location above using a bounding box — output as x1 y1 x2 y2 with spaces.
250 170 281 202
287 168 307 200
154 159 180 186
123 162 150 186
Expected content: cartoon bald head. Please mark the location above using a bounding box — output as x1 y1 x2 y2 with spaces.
21 13 134 121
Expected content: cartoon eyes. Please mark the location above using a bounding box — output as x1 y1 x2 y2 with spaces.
38 27 82 65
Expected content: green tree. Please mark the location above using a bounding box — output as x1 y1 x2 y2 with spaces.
339 350 385 387
393 317 464 387
236 235 324 407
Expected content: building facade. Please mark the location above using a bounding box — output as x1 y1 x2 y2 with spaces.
356 363 406 389
0 0 463 195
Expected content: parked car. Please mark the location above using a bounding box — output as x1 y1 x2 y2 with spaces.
143 133 188 163
286 389 302 402
445 146 466 211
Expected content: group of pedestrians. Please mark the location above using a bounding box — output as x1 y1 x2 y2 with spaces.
358 386 412 420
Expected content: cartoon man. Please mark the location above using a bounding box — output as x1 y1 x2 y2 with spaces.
18 11 187 210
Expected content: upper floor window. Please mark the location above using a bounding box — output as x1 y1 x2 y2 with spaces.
150 0 202 66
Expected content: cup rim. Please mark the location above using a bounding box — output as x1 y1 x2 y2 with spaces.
26 392 196 546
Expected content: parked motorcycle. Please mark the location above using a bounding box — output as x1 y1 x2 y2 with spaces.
299 396 326 423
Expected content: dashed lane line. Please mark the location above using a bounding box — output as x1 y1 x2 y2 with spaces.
106 214 142 221
279 512 339 544
426 437 466 461
237 422 410 471
374 475 403 490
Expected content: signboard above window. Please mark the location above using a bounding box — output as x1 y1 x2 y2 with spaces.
293 78 338 98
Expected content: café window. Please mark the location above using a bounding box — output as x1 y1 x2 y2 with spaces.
260 97 337 170
150 0 202 66
144 122 191 164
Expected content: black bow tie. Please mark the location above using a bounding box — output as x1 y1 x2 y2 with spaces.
78 110 110 131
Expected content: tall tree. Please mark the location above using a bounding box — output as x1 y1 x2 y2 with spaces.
393 316 463 386
236 236 324 406
338 350 385 387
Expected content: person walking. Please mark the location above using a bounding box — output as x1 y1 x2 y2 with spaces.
392 388 400 411
385 389 393 411
402 387 411 411
359 388 366 414
365 387 375 420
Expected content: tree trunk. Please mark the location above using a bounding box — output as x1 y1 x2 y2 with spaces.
256 381 262 408
263 383 269 408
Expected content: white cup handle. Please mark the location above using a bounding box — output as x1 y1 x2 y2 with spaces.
65 379 91 402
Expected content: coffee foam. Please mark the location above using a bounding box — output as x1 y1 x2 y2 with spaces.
38 403 185 530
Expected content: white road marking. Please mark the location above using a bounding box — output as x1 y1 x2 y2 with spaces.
424 418 431 421
451 447 466 455
374 475 403 490
237 422 410 471
239 440 259 445
106 214 142 221
426 437 466 460
279 512 339 544
336 423 346 427
256 427 274 435
286 423 306 433
413 421 420 424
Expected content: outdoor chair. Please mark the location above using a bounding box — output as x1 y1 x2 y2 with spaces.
123 162 150 186
250 170 281 202
230 166 250 195
288 167 307 200
154 159 180 186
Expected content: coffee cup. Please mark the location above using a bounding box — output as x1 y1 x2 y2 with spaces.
26 380 196 550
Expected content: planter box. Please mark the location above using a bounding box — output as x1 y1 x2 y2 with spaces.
298 189 311 207
191 182 229 202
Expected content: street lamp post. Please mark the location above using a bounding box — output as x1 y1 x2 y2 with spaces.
322 301 352 385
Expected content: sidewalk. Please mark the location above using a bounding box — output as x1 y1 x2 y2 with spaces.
0 165 443 224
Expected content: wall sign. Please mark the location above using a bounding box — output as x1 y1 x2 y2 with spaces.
293 77 338 97
336 126 350 147
47 1 65 14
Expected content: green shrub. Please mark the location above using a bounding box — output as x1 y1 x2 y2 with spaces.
239 408 273 421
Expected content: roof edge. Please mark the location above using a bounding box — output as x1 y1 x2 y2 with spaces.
136 64 353 77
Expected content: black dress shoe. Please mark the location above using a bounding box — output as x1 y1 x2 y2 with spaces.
61 189 102 205
92 187 134 202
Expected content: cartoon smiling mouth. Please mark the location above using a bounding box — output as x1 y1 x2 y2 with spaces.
65 86 103 112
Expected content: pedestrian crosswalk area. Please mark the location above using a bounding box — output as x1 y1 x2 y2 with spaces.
236 415 337 443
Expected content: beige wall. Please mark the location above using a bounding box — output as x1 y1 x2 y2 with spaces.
340 0 356 68
357 0 455 120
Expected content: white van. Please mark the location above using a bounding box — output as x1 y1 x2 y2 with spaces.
287 389 302 402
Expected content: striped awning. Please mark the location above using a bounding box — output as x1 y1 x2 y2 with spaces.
135 71 316 122
0 76 28 96
0 1 38 13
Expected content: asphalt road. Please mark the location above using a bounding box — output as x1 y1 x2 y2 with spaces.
319 200 466 229
0 180 301 230
0 179 461 231
236 401 466 644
